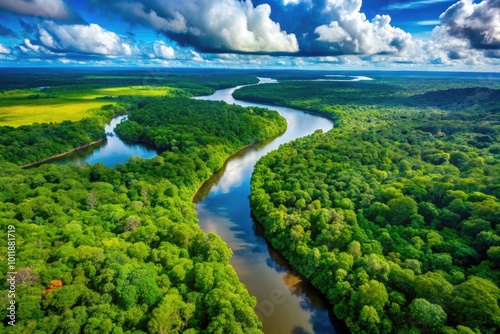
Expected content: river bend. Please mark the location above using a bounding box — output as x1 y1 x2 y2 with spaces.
194 79 340 334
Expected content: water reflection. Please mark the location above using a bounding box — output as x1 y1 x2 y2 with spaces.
195 79 345 334
45 115 159 167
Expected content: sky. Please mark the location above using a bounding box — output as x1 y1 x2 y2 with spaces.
0 0 498 71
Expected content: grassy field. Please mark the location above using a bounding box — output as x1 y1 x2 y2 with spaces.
0 85 179 127
0 100 111 127
76 86 182 99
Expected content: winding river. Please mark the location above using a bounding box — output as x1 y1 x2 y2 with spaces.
194 79 342 334
46 78 344 333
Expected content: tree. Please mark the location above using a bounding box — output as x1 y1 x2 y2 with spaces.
409 298 446 331
414 272 453 306
87 192 98 209
117 285 138 310
124 215 141 231
43 279 63 297
16 267 40 286
148 292 194 334
487 246 500 267
355 280 388 311
387 196 418 226
129 267 161 306
448 276 500 331
359 305 381 329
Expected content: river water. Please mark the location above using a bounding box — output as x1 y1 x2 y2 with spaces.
45 78 343 333
45 115 158 166
194 79 343 334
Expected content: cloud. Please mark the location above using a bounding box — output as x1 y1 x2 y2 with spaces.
92 0 299 53
38 22 134 55
153 40 175 59
384 0 455 11
282 0 309 5
190 50 204 62
24 39 40 52
0 24 17 37
318 56 339 63
314 0 414 55
0 0 82 22
0 43 10 54
417 20 441 26
438 0 500 50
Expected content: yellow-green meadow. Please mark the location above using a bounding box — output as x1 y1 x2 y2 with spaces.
0 85 180 126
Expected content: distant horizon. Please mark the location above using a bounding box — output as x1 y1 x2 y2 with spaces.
0 0 498 71
0 66 499 75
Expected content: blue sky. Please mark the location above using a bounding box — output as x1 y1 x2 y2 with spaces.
0 0 498 70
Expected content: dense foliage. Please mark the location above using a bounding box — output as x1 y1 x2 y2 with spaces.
115 97 286 174
0 86 287 333
245 77 500 333
0 104 126 166
0 160 262 333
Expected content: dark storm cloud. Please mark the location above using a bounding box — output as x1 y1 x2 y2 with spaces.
0 23 17 37
439 0 500 50
0 0 84 23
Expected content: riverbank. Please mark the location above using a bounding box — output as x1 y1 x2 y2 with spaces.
191 131 285 202
20 138 106 168
19 113 128 168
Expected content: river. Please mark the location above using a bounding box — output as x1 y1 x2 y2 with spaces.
194 79 343 334
45 78 343 333
42 115 158 166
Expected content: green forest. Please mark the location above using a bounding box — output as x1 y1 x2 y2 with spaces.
1 70 499 334
0 74 286 333
241 77 500 333
0 69 259 96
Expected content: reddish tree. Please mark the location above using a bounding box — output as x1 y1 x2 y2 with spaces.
43 279 63 297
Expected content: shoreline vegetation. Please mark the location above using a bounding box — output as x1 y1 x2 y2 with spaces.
240 77 500 333
0 105 127 166
20 138 106 168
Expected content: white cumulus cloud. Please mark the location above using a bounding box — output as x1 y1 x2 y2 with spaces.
283 0 309 5
153 41 175 59
315 0 414 54
108 0 299 53
438 0 500 50
39 22 133 55
0 43 10 54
